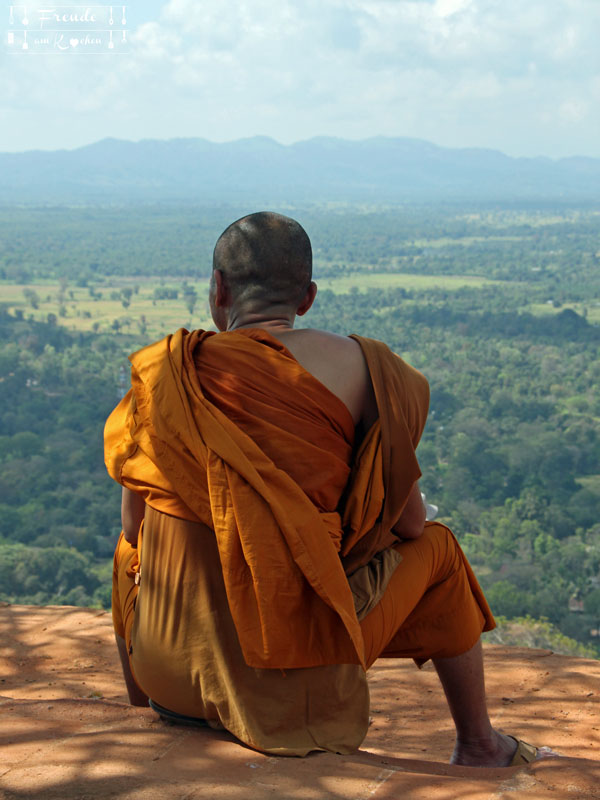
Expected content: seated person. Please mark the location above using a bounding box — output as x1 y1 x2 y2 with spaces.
106 212 552 766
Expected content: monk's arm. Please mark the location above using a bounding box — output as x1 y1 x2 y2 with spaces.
121 487 145 546
391 481 426 539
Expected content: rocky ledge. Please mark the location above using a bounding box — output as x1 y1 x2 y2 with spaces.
1 604 599 799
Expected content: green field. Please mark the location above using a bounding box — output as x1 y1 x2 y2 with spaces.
410 235 525 248
2 278 213 339
1 272 504 338
526 302 600 325
316 272 500 292
576 475 600 492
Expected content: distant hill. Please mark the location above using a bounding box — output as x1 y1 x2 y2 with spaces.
1 135 599 204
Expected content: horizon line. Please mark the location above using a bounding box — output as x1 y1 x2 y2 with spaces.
0 134 597 162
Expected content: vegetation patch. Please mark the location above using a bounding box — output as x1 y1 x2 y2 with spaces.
1 204 599 657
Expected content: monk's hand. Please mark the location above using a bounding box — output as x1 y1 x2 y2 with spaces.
391 482 426 539
121 487 145 546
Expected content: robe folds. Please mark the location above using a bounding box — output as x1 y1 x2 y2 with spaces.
105 328 429 671
106 328 495 755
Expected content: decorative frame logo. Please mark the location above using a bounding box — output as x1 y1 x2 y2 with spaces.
6 5 129 54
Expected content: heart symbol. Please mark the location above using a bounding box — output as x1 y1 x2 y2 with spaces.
70 38 79 47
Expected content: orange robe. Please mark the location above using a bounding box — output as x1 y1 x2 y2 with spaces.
106 328 494 755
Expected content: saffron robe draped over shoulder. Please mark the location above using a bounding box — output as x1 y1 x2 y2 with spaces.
104 328 430 671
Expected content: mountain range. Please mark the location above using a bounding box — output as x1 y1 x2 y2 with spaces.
1 135 598 204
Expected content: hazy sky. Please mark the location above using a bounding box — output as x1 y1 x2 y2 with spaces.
1 0 598 157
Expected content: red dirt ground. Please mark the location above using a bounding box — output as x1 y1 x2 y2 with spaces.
1 604 599 799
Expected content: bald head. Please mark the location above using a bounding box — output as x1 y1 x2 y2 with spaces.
212 212 312 309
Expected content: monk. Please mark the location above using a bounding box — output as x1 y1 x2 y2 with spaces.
105 211 552 766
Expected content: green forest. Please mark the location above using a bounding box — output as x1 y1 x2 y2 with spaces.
1 203 599 658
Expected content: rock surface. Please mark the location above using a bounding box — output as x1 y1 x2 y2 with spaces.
1 604 599 799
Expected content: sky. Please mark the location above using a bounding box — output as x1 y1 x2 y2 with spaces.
1 0 599 157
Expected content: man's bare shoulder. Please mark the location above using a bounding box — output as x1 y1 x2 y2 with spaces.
276 328 364 366
298 329 360 347
275 329 374 426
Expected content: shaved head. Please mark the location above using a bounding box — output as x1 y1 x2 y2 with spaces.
213 212 312 308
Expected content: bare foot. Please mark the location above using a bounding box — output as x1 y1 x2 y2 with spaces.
451 730 557 767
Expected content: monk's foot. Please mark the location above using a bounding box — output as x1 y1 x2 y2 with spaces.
450 730 556 767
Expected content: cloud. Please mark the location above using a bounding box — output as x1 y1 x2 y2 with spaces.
0 0 598 156
434 0 473 18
